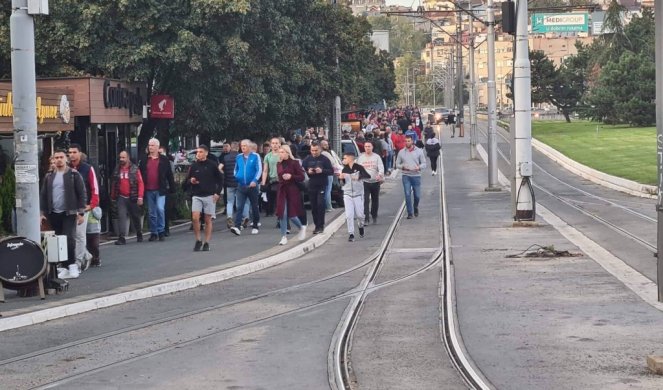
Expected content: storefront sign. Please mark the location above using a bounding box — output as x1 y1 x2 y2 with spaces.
150 95 175 119
103 79 144 117
0 87 73 132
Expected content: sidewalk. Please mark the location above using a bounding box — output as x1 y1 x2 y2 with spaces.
441 132 663 388
0 177 403 329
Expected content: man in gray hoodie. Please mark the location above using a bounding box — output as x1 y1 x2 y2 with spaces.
395 135 427 219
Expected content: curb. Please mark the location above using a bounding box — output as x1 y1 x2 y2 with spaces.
0 212 347 332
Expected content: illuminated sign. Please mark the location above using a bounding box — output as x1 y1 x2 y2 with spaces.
0 92 69 124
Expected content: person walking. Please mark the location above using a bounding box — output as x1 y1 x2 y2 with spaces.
185 145 224 251
159 146 175 236
302 142 333 234
396 135 427 219
357 142 384 225
86 207 103 267
261 137 281 217
230 139 262 236
220 141 249 229
446 111 456 137
275 145 307 245
320 140 342 212
68 144 99 271
111 150 145 245
425 134 441 175
339 152 370 242
40 150 87 278
139 138 176 242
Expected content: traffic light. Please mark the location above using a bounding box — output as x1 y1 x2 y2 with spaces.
501 0 516 35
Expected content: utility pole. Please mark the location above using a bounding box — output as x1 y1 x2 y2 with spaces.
468 13 477 159
331 0 341 155
655 0 663 301
455 3 464 137
11 0 48 243
485 0 500 191
512 0 534 220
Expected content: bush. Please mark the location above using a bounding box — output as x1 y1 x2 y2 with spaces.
0 166 16 234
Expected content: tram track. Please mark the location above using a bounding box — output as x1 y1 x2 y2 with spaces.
5 198 458 389
478 126 657 254
329 166 492 390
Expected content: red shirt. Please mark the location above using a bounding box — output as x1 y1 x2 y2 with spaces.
145 157 160 190
118 166 145 199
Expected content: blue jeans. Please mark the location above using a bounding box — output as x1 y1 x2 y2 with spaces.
401 175 421 216
386 150 394 172
279 204 303 236
325 175 333 210
234 185 260 229
146 190 166 234
226 186 249 220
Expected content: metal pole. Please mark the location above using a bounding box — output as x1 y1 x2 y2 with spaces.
11 0 40 243
512 0 534 220
468 15 477 159
655 0 663 301
413 69 417 108
486 0 500 190
456 4 464 137
332 0 341 155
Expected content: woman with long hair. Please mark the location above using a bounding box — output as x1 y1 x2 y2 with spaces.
276 145 307 245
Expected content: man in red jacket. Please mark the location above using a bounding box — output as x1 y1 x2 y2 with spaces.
391 128 406 158
111 151 145 247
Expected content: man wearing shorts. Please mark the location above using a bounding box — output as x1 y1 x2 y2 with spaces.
185 145 224 252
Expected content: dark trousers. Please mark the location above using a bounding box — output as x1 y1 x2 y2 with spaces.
47 212 77 267
234 185 260 228
363 182 381 220
265 183 277 216
164 193 173 233
430 155 439 172
86 233 100 261
117 196 143 237
308 187 326 230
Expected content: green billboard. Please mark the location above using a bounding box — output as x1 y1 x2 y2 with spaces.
531 13 589 33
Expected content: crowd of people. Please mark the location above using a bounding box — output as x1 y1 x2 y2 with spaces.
37 106 441 279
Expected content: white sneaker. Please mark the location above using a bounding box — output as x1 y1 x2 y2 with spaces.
251 228 259 235
57 267 70 279
297 226 307 241
68 264 80 279
230 227 241 236
279 236 288 246
257 222 262 227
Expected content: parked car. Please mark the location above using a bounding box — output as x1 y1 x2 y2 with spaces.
432 107 452 124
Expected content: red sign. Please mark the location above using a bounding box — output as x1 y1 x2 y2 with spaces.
150 95 174 119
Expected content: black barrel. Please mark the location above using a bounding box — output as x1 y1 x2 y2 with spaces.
0 236 46 289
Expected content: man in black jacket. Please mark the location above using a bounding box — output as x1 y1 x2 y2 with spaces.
40 150 87 271
139 138 176 241
302 142 334 234
184 145 223 252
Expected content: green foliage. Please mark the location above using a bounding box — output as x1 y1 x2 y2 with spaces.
585 51 655 125
0 166 16 233
529 49 586 122
367 15 429 58
1 0 396 143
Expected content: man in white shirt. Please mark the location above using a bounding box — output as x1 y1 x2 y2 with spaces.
357 142 384 225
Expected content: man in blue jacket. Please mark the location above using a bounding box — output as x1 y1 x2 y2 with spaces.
230 139 262 236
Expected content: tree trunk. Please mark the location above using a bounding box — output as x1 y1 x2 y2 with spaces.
563 110 571 123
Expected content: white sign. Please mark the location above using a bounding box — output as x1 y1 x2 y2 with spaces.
14 164 38 184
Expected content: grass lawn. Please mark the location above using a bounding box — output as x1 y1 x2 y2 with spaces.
531 120 657 186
